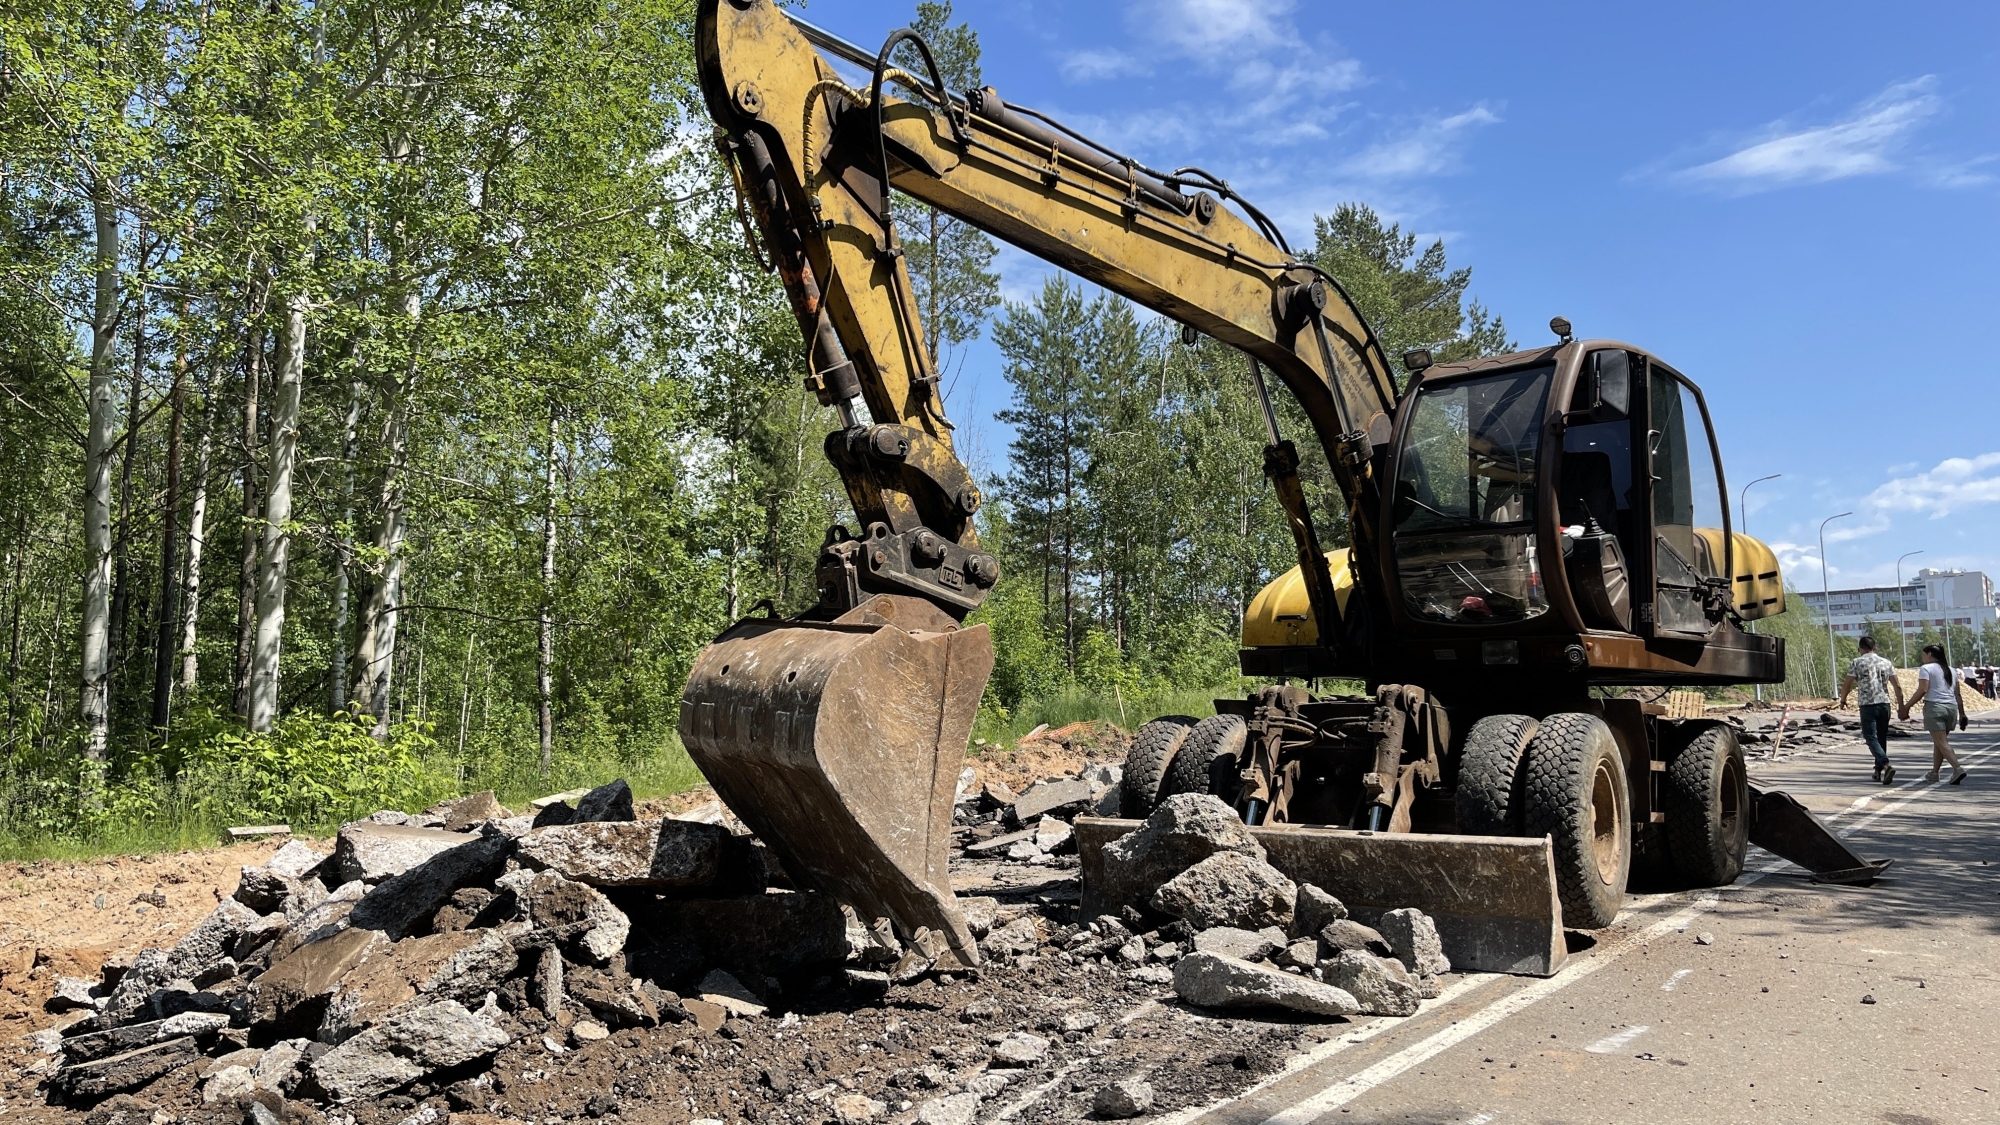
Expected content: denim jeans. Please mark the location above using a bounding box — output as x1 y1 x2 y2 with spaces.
1859 702 1891 768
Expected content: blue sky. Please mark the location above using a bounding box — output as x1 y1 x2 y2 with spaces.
801 0 2000 594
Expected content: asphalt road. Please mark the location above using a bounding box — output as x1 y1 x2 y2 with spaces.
1171 716 2000 1125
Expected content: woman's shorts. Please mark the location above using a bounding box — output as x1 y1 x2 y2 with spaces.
1924 701 1959 732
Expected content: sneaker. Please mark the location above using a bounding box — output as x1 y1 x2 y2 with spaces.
1925 770 1940 783
1952 770 1969 786
1882 765 1895 785
1872 764 1884 782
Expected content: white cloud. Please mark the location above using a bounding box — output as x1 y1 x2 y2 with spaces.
1059 48 1147 83
1143 0 1292 61
1341 105 1502 180
1863 452 2000 519
1678 78 1941 189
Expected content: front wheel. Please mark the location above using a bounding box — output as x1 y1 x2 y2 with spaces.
1122 716 1198 819
1522 713 1631 929
1454 713 1539 836
1161 714 1247 807
1666 723 1749 886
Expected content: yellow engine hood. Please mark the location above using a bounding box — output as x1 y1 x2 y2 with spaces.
1242 549 1355 647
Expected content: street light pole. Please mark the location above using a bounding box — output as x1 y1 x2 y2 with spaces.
1740 473 1781 539
1895 550 1923 668
1819 512 1852 701
1741 474 1781 703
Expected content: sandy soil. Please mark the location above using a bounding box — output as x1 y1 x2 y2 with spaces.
0 837 300 1035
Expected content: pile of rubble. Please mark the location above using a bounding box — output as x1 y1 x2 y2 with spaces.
30 780 959 1115
23 770 1460 1124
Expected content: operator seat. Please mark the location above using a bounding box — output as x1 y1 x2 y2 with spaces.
1557 450 1633 631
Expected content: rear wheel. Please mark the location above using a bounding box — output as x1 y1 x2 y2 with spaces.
1666 723 1749 886
1454 714 1539 836
1162 714 1247 806
1121 716 1197 819
1522 713 1631 929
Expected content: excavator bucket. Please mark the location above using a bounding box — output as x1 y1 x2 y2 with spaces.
1075 819 1570 976
676 596 992 968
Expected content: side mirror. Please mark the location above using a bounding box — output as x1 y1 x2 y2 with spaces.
1583 350 1631 420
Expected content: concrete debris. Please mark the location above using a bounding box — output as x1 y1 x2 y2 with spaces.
347 832 512 939
1010 778 1096 823
48 975 99 1012
1093 1077 1155 1118
331 823 475 885
917 1092 982 1125
1191 926 1286 962
435 790 508 831
1319 950 1421 1017
1378 908 1450 977
980 781 1019 810
316 928 518 1043
1150 851 1297 931
988 1031 1050 1066
61 1012 230 1065
1275 939 1320 971
959 896 999 939
515 819 726 888
1099 794 1266 914
1292 883 1348 938
1031 816 1075 854
696 969 768 1019
1171 951 1360 1017
832 1093 887 1122
501 868 631 965
199 1064 258 1105
309 999 511 1100
1080 763 1123 788
163 900 261 982
573 779 637 823
529 788 590 811
965 827 1036 856
264 839 329 880
54 1037 202 1100
1315 919 1393 959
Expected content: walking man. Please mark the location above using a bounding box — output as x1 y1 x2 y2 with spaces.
1839 634 1904 785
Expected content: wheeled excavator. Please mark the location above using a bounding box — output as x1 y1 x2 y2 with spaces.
678 0 1884 978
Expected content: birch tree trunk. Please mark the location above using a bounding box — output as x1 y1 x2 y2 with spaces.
353 290 417 738
537 404 558 775
151 316 187 733
248 284 308 732
179 370 213 691
329 369 363 711
232 321 264 716
80 179 120 769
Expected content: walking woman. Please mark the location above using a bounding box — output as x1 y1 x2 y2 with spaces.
1899 643 1970 784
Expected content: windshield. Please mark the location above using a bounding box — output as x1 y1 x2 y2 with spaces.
1393 365 1553 534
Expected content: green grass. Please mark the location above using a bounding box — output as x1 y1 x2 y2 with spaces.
0 718 711 864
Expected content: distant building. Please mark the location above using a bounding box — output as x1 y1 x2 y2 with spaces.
1794 567 1999 637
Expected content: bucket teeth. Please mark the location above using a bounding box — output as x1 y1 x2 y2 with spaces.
677 608 992 966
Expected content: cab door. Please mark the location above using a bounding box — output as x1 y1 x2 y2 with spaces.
1641 366 1731 639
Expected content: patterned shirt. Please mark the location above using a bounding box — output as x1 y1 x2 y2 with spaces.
1847 652 1897 707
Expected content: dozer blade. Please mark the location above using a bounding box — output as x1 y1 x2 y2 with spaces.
677 598 993 968
1747 786 1892 886
1075 819 1569 977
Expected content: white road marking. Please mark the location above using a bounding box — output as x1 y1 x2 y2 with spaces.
1660 969 1693 991
1148 974 1502 1125
1463 1115 1496 1125
1232 739 2000 1125
1583 1024 1651 1054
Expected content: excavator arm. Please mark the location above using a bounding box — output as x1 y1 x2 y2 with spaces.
697 0 1398 641
679 0 1399 969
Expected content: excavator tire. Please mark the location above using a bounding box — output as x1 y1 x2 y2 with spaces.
1454 714 1539 836
1522 713 1630 929
1162 714 1247 805
1666 723 1749 886
1122 716 1198 819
